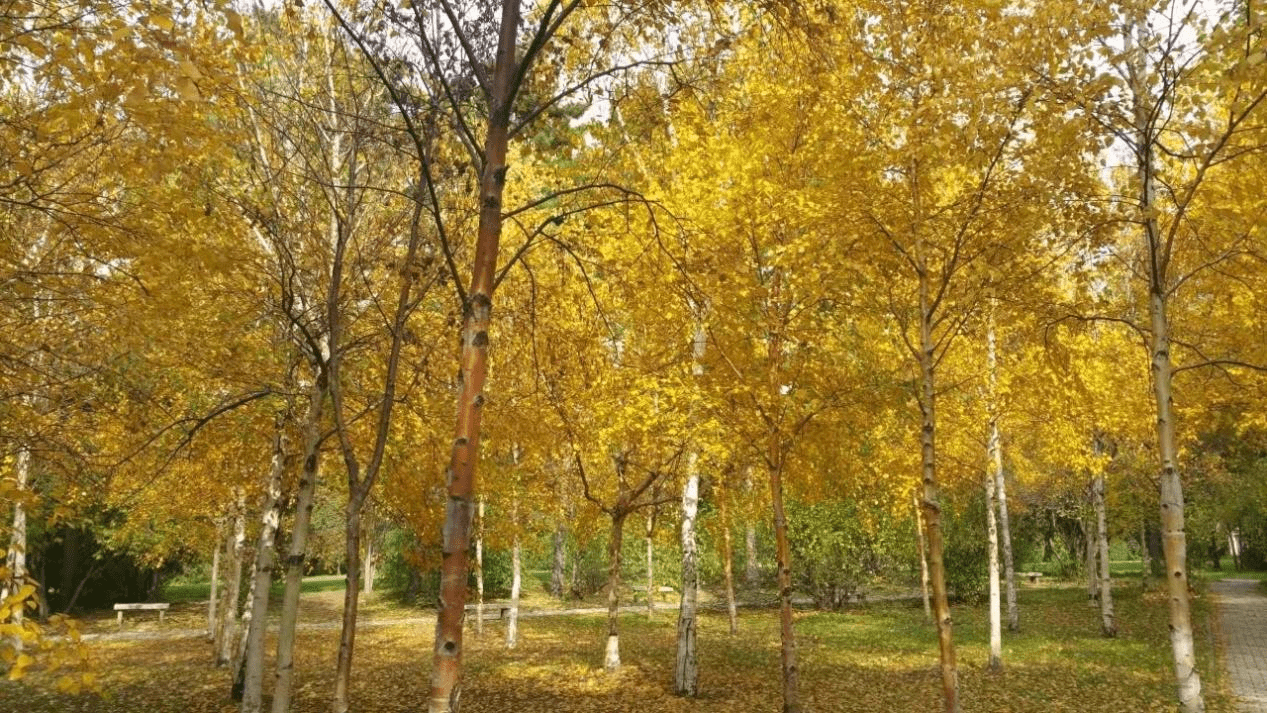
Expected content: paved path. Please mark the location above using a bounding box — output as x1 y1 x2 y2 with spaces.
1213 579 1267 712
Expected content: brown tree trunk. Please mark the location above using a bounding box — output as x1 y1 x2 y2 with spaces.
427 3 519 709
1085 514 1099 605
645 509 656 618
332 492 364 713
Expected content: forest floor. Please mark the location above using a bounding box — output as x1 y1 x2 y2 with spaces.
0 581 1242 712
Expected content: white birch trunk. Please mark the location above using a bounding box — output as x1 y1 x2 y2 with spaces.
1128 18 1204 709
4 447 29 652
744 525 758 587
241 426 286 713
551 525 566 598
208 526 223 643
914 493 931 621
219 491 247 667
506 538 520 649
985 453 1002 671
985 313 1003 670
674 468 700 696
271 377 325 713
1094 473 1116 637
996 459 1018 631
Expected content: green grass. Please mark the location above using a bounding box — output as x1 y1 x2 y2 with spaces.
160 574 351 604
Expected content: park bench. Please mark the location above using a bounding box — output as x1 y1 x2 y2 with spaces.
114 602 170 628
464 603 512 620
1022 572 1044 584
631 585 677 602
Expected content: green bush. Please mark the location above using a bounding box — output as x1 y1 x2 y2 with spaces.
941 494 989 604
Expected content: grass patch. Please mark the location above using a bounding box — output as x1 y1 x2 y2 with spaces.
2 583 1239 712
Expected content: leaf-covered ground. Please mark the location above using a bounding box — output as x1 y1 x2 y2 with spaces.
0 585 1238 712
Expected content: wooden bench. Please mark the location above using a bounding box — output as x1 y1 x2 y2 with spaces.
114 602 170 628
463 603 512 620
1022 572 1044 584
632 585 677 602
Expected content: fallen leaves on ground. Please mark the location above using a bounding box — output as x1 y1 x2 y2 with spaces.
0 585 1238 712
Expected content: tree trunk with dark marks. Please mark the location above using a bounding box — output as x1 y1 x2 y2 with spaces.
271 377 326 713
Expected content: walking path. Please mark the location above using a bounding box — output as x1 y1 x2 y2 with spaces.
1213 579 1267 713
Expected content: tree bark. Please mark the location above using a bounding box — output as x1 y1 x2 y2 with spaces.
1093 473 1116 637
271 377 326 713
645 509 656 618
550 525 566 599
674 468 700 696
232 555 257 700
506 538 520 649
745 525 758 587
996 457 1018 632
4 447 29 652
208 526 223 643
914 493 931 621
719 480 739 635
427 4 520 708
985 456 1002 672
1142 521 1153 587
987 305 1019 632
240 425 286 713
918 277 960 713
1151 291 1203 709
363 515 375 595
332 490 364 713
475 498 484 638
219 490 247 668
604 512 627 672
1085 514 1099 605
1127 17 1204 709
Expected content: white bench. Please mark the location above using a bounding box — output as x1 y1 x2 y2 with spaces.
632 585 676 601
1022 572 1044 584
114 602 170 628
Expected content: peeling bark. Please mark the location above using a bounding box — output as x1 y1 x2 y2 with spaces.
507 538 520 649
1093 472 1116 637
914 493 931 621
674 469 699 696
219 491 247 668
271 377 326 713
240 425 286 713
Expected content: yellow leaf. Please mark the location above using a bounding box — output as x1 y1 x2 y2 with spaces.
176 77 201 101
225 10 243 38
